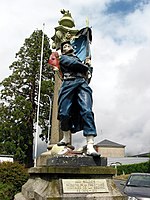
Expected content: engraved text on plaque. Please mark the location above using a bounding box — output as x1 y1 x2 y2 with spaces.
62 179 109 193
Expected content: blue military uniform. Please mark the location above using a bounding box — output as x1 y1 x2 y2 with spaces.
58 53 97 137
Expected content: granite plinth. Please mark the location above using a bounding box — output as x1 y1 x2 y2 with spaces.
47 155 107 166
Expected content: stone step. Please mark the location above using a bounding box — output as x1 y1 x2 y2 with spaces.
14 192 27 200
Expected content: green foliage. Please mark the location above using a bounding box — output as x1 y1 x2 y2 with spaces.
0 30 54 166
117 161 150 175
0 182 13 200
0 162 29 200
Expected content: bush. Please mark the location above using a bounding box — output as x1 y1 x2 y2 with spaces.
0 162 29 200
117 161 150 175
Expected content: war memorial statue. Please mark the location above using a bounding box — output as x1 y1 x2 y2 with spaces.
49 10 100 157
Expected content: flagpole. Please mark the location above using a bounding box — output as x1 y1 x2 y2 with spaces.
34 23 45 167
86 17 89 27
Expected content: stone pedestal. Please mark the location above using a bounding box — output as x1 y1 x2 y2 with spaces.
15 155 127 200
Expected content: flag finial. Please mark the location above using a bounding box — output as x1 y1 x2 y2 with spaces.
86 17 89 27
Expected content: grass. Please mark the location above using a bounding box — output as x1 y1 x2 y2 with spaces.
113 174 129 180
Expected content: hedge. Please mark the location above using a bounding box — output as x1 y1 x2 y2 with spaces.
117 161 150 175
0 162 29 200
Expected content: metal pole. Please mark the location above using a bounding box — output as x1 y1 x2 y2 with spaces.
34 23 45 167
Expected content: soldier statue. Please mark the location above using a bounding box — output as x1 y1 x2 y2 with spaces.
49 26 100 157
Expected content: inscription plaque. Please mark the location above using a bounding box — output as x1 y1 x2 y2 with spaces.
62 179 109 193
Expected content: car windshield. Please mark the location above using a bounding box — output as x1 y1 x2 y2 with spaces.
127 174 150 187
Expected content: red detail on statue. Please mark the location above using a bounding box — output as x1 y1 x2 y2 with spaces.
48 52 60 71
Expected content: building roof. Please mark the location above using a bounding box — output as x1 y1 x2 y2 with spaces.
131 152 150 157
96 139 125 148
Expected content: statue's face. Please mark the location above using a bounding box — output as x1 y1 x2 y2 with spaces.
62 43 74 54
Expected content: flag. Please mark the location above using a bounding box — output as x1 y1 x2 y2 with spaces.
70 27 92 62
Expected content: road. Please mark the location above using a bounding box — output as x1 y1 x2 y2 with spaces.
113 179 126 195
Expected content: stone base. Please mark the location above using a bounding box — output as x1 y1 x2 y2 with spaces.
14 155 127 200
15 177 126 199
47 155 107 166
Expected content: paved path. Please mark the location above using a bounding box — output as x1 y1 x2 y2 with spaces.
114 179 126 195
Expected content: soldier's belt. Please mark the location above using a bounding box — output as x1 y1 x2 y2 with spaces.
63 72 86 80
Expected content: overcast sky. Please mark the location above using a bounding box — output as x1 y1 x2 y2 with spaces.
0 0 150 155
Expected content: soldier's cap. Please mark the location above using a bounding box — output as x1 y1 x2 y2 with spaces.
60 40 71 53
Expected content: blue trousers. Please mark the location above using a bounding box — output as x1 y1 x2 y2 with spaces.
58 77 97 137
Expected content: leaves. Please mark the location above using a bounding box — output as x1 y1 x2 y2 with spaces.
0 162 29 199
0 30 54 166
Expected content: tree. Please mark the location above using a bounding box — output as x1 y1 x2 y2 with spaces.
0 30 54 167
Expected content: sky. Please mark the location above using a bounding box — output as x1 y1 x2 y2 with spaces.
0 0 150 156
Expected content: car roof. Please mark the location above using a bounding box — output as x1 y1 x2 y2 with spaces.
130 173 150 176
